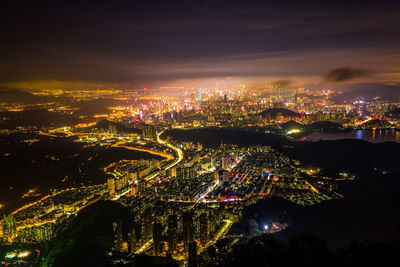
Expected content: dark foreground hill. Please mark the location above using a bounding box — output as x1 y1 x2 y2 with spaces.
213 233 400 267
39 201 134 267
242 196 400 248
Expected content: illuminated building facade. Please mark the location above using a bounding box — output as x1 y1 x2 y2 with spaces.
152 221 162 256
2 215 17 244
182 212 194 252
199 213 208 246
112 221 123 251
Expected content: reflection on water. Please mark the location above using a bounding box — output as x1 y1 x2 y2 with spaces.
356 130 363 140
305 129 400 143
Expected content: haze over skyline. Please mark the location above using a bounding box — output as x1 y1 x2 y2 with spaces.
1 0 400 90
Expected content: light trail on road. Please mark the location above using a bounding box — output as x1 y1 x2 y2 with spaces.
134 239 153 254
199 219 233 254
156 130 183 171
113 141 173 160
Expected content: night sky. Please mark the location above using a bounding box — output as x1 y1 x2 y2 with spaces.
1 0 400 89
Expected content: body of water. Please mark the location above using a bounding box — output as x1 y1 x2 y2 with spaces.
305 129 400 143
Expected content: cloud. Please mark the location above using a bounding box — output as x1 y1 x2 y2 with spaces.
1 1 400 89
324 66 370 83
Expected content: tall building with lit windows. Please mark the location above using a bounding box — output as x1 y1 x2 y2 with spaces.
199 213 208 246
129 227 137 253
153 221 162 256
167 214 178 253
107 178 116 196
2 215 17 244
112 221 123 251
182 212 194 252
142 207 153 241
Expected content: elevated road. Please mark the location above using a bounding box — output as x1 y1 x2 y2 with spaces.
156 130 183 171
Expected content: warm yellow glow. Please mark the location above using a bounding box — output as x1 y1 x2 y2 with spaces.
287 129 301 134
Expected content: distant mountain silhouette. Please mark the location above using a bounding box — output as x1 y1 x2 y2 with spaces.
0 89 50 104
259 108 301 119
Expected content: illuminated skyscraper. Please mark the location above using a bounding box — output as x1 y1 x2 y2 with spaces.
112 221 123 251
129 227 137 253
142 207 153 241
15 223 54 244
222 156 231 170
167 214 178 253
142 124 157 141
108 124 117 133
138 179 147 195
2 215 17 244
208 211 216 234
182 212 193 252
107 178 116 196
168 167 177 178
153 221 162 256
199 213 208 246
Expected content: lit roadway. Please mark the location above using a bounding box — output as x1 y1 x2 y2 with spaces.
50 127 174 161
46 126 181 200
112 130 183 200
113 141 174 161
46 127 179 170
355 115 373 126
213 219 233 244
8 126 229 257
134 222 170 255
5 127 183 241
156 130 183 171
4 126 182 231
134 239 153 254
123 131 185 253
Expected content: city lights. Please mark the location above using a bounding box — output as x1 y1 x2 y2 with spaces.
1 1 400 265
